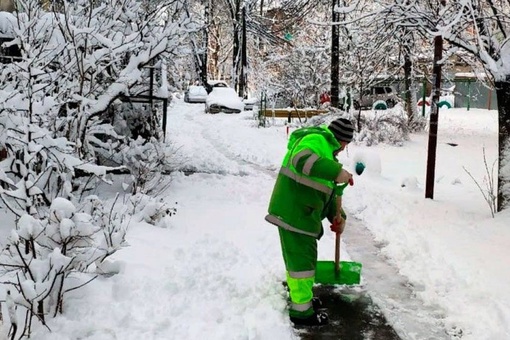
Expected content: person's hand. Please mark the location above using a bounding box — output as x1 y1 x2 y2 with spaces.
335 169 353 184
330 215 346 234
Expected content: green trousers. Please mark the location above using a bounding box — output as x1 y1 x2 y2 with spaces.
278 227 317 318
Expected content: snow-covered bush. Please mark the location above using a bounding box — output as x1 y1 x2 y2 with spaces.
463 148 498 217
0 111 112 211
129 193 177 228
1 0 188 160
0 1 188 337
0 197 126 338
116 137 178 195
140 198 177 228
356 110 410 146
0 110 126 337
305 107 410 146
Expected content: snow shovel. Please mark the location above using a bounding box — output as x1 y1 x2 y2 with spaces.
315 229 362 285
315 185 362 285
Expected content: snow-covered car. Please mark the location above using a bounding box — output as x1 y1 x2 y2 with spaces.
353 86 401 110
184 85 208 103
205 87 244 114
243 97 258 111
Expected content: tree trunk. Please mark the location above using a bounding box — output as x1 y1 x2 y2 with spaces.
403 51 413 120
232 1 241 91
202 0 209 86
209 18 220 80
495 80 510 211
238 6 247 98
425 33 443 199
330 0 340 108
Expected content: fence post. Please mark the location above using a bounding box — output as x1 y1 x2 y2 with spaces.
258 91 266 127
162 98 168 141
467 79 471 111
488 89 492 110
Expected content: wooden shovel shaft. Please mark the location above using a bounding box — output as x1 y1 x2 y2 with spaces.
335 231 340 275
334 194 342 275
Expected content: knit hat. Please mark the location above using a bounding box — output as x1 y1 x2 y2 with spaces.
328 118 354 142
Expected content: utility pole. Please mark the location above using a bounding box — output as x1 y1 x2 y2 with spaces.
330 0 340 108
425 0 446 199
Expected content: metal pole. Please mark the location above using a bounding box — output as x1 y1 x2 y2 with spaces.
467 79 471 111
425 28 444 199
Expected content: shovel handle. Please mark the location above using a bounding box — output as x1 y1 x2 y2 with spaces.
335 231 340 275
334 194 343 276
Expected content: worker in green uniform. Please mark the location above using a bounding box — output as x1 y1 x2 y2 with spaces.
265 118 354 326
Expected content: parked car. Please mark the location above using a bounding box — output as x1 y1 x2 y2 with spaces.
184 85 208 103
243 97 259 111
353 86 400 109
205 87 244 114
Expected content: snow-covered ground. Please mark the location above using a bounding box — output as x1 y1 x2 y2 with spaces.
4 99 510 340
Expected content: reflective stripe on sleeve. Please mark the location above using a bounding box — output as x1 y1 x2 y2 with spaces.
291 150 313 168
265 215 320 238
279 167 333 195
302 154 319 176
288 270 315 279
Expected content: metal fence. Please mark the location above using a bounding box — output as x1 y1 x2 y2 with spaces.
390 77 498 110
452 79 498 110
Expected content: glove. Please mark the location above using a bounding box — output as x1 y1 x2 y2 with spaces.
330 215 346 234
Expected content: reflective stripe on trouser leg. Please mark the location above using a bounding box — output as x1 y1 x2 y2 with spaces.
278 227 317 318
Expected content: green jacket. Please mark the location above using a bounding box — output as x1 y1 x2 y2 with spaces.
265 125 345 239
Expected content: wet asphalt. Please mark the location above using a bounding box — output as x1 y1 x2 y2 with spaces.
295 285 401 340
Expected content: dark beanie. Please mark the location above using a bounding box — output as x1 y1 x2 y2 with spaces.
328 118 354 142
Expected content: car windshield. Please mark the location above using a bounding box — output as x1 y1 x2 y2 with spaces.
189 86 207 95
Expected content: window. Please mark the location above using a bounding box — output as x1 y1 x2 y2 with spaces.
374 87 386 95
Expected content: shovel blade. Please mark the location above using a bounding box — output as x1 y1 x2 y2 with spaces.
315 260 362 285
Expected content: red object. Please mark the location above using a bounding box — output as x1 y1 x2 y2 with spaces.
320 92 331 104
348 177 354 186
